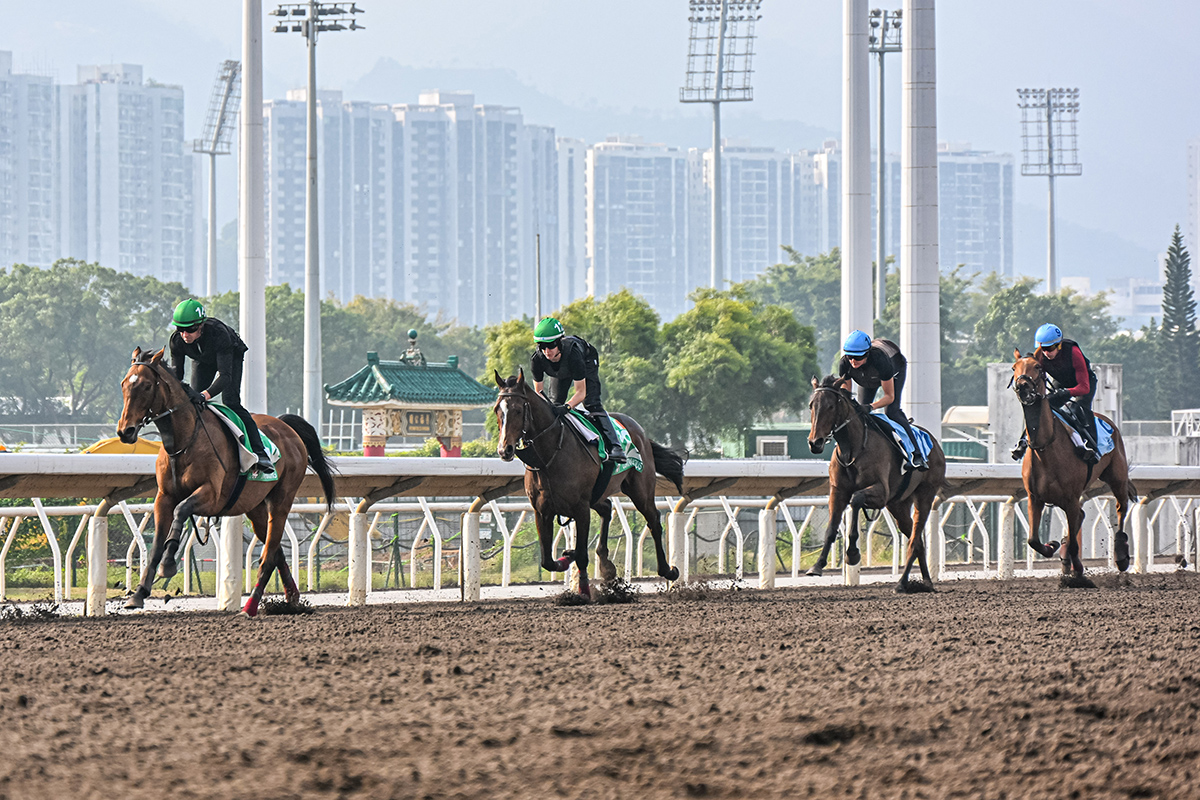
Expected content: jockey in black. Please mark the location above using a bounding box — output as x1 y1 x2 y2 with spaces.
530 316 625 464
1012 323 1100 464
835 330 927 471
168 299 274 475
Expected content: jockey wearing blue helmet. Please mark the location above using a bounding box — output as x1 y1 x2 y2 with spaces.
835 330 926 470
1012 323 1099 463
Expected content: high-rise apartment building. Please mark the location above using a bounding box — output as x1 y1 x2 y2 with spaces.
937 143 1014 277
1187 137 1199 257
587 137 692 321
556 137 588 306
0 53 55 269
57 63 197 286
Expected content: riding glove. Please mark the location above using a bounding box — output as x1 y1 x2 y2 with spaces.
180 382 207 405
1046 388 1071 407
552 404 571 418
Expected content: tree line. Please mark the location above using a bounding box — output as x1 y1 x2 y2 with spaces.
1 227 1194 447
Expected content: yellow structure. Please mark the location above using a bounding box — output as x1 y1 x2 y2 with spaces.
82 437 161 455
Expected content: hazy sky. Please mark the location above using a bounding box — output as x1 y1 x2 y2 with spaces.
7 1 1199 276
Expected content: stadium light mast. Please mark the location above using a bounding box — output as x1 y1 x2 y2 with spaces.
1018 87 1081 294
193 60 242 298
868 9 901 321
271 1 365 427
681 0 762 289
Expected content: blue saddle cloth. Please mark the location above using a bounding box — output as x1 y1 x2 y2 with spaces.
1052 410 1115 457
870 412 933 466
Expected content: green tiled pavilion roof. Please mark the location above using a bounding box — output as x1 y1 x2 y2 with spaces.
324 352 496 409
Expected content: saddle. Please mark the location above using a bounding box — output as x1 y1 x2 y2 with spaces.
207 402 280 482
561 409 642 474
862 412 930 472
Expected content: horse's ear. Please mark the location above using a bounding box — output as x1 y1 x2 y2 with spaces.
517 366 526 385
150 347 166 365
131 346 143 364
494 369 505 388
811 375 819 390
1013 347 1022 361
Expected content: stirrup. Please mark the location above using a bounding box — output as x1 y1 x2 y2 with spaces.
252 454 275 473
1011 440 1028 461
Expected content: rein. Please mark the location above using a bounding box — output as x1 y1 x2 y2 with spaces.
1013 372 1056 453
812 387 868 467
498 390 567 471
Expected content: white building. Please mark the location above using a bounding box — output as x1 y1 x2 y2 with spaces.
937 143 1015 277
587 137 692 321
0 53 55 269
56 64 197 286
556 137 589 306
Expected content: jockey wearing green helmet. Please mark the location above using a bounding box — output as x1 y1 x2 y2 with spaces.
169 299 274 475
530 316 626 464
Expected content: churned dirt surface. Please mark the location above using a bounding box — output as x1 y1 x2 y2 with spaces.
1 571 1199 800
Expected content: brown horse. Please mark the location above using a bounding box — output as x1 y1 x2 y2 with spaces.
493 369 685 598
117 347 337 615
1011 350 1134 586
805 375 947 592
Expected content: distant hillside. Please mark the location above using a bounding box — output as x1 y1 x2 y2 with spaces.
345 58 836 152
1012 202 1159 290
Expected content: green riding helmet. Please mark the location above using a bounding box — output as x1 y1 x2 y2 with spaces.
534 317 565 343
173 299 207 329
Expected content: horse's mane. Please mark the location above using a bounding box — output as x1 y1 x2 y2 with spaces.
499 373 551 408
816 374 865 414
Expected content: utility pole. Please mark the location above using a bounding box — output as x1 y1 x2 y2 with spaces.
272 1 365 426
193 61 241 297
1018 87 1082 294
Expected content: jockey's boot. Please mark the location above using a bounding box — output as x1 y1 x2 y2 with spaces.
1078 426 1101 464
594 412 627 464
1011 437 1029 461
252 450 276 476
911 451 929 471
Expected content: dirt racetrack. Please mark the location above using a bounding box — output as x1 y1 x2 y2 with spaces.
1 571 1199 800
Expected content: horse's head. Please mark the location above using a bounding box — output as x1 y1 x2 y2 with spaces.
1011 348 1046 407
493 367 540 461
117 347 170 443
807 374 854 454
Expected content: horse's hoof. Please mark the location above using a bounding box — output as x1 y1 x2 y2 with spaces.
1115 533 1130 572
896 579 934 594
1030 540 1059 559
241 597 261 617
123 596 144 610
664 566 680 582
554 555 573 571
1059 574 1096 589
805 567 824 577
846 549 861 567
598 559 618 583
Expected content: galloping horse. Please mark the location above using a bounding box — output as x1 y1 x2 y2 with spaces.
493 369 685 598
1011 350 1134 585
117 347 337 615
805 375 947 592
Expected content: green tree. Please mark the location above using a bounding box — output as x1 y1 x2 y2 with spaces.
1091 325 1164 420
1157 225 1199 410
662 288 817 449
0 260 187 420
737 247 842 368
969 278 1117 361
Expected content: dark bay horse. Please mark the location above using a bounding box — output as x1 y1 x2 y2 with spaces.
1011 350 1134 586
806 375 946 592
117 347 336 616
493 369 685 598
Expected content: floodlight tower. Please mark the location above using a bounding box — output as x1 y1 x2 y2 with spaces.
193 60 241 297
1018 87 1081 294
681 0 762 289
868 9 901 321
271 1 365 426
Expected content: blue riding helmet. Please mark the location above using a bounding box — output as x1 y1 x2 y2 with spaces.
843 330 871 358
1035 323 1063 349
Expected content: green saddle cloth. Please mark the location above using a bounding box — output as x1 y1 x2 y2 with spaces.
208 402 280 481
564 410 643 475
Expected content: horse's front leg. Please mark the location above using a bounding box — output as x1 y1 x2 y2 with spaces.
1026 496 1058 558
535 510 569 572
125 487 206 608
571 511 592 599
592 498 618 583
807 488 850 576
1060 504 1094 588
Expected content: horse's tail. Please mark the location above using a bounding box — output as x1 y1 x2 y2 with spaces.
280 413 338 511
650 441 688 494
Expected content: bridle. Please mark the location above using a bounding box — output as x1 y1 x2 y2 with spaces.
496 389 567 471
125 361 199 456
811 386 868 468
1011 361 1056 451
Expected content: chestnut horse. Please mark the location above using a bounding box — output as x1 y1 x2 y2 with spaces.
493 369 685 598
806 375 947 592
117 347 337 615
1011 350 1134 586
